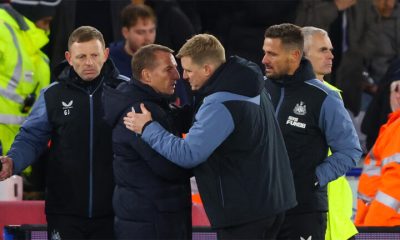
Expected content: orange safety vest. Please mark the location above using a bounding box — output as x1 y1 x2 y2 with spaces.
355 110 400 226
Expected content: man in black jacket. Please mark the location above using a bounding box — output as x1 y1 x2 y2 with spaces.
102 44 192 239
124 33 297 239
262 23 362 240
0 26 127 239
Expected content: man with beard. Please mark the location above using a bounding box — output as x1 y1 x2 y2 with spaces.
263 23 362 240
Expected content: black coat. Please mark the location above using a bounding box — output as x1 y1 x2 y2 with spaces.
102 79 192 239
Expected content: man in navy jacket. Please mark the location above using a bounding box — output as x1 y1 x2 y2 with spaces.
0 26 126 239
263 23 362 240
103 44 192 239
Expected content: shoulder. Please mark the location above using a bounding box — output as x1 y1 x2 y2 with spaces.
304 79 341 99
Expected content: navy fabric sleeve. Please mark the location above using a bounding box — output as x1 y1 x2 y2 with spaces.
141 100 235 168
7 91 52 174
316 93 363 186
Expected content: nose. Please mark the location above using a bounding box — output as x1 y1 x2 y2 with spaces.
183 70 189 80
328 50 334 60
85 57 94 65
144 31 154 43
261 54 268 65
172 67 180 80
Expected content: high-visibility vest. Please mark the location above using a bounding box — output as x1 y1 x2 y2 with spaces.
0 5 50 154
355 110 400 226
324 81 358 240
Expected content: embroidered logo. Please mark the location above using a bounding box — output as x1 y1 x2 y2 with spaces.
293 101 307 115
286 116 306 129
300 236 312 240
62 100 73 116
51 230 61 240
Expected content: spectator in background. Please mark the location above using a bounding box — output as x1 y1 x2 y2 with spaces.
362 59 400 150
302 26 358 240
295 0 379 118
109 3 156 78
0 26 126 239
47 0 131 70
355 80 400 226
263 23 362 240
361 0 400 150
124 33 297 239
0 0 61 191
103 44 192 239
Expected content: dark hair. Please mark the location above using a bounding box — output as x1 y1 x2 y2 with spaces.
264 23 304 52
131 44 174 80
121 4 156 29
68 26 105 50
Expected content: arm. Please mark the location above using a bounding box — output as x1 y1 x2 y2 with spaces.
117 108 192 180
7 91 52 174
126 101 235 168
316 93 362 186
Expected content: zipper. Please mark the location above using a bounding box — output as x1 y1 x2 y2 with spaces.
275 87 285 118
87 77 103 218
218 176 225 208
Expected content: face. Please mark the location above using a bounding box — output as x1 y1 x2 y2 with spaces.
305 34 334 78
374 0 396 17
35 16 53 32
181 56 210 91
65 39 109 81
145 51 180 95
262 38 293 79
123 18 156 54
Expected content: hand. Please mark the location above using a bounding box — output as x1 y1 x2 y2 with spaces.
0 156 14 181
335 0 357 11
123 103 153 134
390 80 400 112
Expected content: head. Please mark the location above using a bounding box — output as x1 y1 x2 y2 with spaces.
11 0 61 31
65 26 109 81
132 44 179 95
262 23 303 79
302 26 334 81
374 0 396 17
176 34 226 91
121 4 156 56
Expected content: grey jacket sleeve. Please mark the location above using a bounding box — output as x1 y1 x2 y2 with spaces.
8 91 52 174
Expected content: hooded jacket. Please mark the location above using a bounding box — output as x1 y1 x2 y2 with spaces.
138 56 297 228
102 78 192 238
265 59 362 214
8 59 125 218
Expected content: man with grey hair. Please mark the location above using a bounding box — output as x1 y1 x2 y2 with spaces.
302 26 359 240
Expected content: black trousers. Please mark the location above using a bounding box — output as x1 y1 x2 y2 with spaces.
46 214 114 240
277 211 327 240
217 213 285 240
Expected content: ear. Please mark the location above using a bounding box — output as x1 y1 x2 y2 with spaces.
203 63 214 77
65 51 72 66
291 49 302 62
104 47 110 60
141 69 151 83
122 27 129 40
